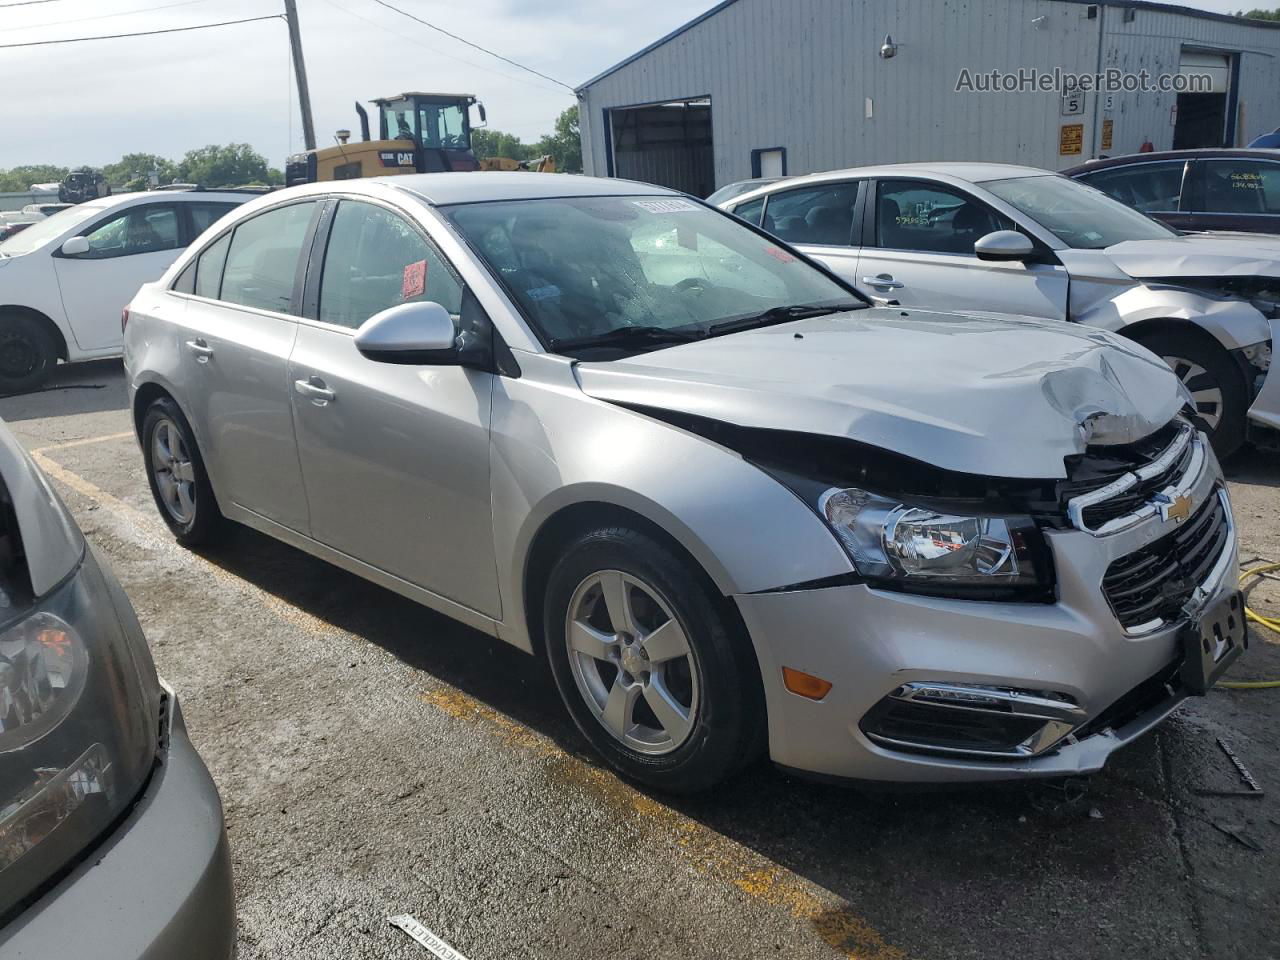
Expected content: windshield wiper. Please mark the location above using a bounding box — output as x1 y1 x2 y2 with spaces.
708 302 864 336
549 324 708 354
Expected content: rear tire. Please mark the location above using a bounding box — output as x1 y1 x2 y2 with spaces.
543 525 766 794
0 313 57 395
141 397 224 545
1132 328 1248 458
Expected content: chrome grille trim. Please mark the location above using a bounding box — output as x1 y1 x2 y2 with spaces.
1066 422 1202 536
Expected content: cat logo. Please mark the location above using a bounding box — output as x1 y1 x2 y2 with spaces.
1159 493 1193 524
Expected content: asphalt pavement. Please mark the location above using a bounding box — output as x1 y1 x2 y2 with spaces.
3 359 1278 960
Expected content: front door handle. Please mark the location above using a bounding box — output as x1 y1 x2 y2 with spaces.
185 338 214 363
862 274 905 289
294 376 336 406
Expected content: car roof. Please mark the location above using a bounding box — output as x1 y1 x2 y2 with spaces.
385 172 678 205
721 162 1054 206
1062 148 1280 175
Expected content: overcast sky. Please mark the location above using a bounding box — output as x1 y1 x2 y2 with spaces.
0 0 1258 170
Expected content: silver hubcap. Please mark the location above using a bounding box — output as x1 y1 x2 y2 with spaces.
151 418 196 524
1162 354 1223 432
564 570 699 755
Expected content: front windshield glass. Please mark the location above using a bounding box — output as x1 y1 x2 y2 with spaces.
0 202 109 256
418 102 468 149
984 175 1176 249
445 195 862 355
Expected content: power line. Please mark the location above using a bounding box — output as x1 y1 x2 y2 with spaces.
7 0 217 33
0 1 65 8
317 0 568 98
363 0 574 92
0 15 282 49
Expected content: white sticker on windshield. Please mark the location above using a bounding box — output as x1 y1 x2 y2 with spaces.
632 198 699 214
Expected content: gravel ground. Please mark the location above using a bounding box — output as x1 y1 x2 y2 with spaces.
3 359 1278 960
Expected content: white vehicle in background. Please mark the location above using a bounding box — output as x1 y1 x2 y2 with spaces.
722 164 1279 456
0 190 251 393
20 202 73 220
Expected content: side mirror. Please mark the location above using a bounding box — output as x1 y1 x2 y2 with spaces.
974 230 1035 262
354 301 458 364
60 236 90 257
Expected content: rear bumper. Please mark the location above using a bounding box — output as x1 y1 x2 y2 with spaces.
0 693 235 960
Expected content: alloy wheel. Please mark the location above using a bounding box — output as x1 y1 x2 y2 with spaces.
151 418 197 525
1162 354 1223 433
564 569 700 755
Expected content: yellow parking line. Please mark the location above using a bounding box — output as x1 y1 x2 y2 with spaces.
33 430 136 453
32 445 904 960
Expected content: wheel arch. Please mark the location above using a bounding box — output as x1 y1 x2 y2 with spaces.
1117 316 1251 391
0 305 68 360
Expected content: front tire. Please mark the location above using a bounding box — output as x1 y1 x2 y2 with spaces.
0 314 57 395
543 526 765 793
141 397 223 545
1133 329 1248 458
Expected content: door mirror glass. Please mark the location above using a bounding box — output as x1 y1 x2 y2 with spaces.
354 301 457 364
60 235 90 257
974 230 1035 261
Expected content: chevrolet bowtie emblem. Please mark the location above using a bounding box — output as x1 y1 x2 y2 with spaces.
1160 493 1193 523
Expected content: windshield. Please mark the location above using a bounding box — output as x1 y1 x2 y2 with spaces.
984 175 1176 249
418 102 468 149
445 195 861 356
0 202 109 257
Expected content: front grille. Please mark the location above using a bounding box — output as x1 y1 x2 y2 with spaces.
1079 435 1195 529
1101 490 1230 630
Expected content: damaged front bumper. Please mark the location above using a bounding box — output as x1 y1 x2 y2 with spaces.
733 434 1239 784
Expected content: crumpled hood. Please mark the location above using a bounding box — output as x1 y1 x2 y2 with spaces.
575 309 1185 479
1105 232 1280 279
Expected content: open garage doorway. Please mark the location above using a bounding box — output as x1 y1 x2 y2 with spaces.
1174 50 1235 149
607 98 714 197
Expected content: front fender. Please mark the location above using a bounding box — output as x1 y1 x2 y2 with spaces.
490 354 853 651
1073 281 1272 352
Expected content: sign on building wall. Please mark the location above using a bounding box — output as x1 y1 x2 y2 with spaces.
1060 123 1084 155
1101 118 1114 151
1061 92 1085 117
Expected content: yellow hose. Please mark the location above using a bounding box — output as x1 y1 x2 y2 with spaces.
1219 562 1280 689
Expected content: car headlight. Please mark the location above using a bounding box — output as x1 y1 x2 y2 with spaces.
0 551 160 924
817 487 1054 600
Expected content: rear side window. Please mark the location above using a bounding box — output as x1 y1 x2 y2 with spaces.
1077 161 1185 213
219 202 316 313
187 202 240 237
1192 160 1280 214
195 233 232 300
732 196 765 226
761 182 860 246
318 200 462 329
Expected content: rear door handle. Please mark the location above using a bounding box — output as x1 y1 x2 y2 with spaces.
294 376 336 405
185 338 214 363
862 275 905 289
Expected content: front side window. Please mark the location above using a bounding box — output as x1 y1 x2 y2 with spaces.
763 183 860 246
1077 161 1185 213
1192 160 1280 215
875 181 1011 254
984 174 1176 249
218 202 316 313
318 201 463 329
77 204 180 260
445 195 862 354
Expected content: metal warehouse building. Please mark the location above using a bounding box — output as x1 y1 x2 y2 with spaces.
576 0 1280 196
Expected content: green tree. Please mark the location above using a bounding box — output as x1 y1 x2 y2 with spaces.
104 153 177 190
175 143 275 187
472 128 535 163
534 105 582 173
0 164 70 192
1238 7 1280 19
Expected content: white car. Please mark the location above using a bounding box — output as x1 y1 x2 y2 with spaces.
721 164 1279 456
0 190 251 393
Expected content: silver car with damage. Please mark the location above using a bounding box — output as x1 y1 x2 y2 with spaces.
721 163 1279 456
123 173 1245 791
0 421 234 957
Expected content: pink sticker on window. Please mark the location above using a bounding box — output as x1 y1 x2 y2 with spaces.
763 245 796 263
402 259 427 299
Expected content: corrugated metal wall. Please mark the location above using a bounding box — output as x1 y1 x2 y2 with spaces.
578 0 1280 188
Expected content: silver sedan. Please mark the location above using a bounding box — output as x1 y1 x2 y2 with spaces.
123 173 1243 792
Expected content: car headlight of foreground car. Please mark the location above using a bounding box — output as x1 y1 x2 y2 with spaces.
816 487 1055 601
0 516 160 924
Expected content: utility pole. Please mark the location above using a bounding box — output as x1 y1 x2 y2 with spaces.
283 0 317 151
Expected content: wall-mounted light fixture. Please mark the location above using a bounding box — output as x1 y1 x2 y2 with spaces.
879 34 898 59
